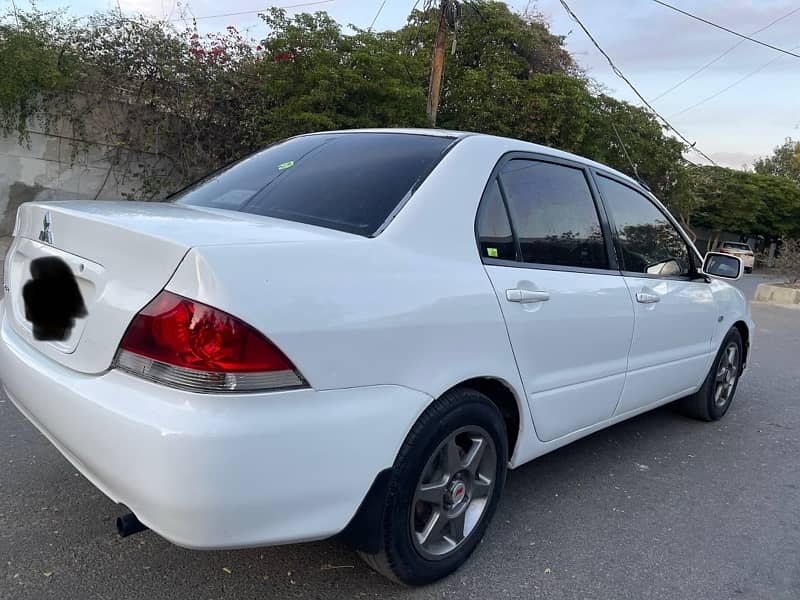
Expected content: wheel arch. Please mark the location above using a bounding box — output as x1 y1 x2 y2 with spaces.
452 377 522 462
732 320 750 367
336 375 525 554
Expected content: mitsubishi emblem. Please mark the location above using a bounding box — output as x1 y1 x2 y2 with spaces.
38 211 53 245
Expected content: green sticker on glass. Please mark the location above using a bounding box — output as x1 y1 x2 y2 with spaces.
278 160 295 171
487 247 498 258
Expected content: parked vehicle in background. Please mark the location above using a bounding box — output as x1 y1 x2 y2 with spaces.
717 241 754 273
0 129 753 586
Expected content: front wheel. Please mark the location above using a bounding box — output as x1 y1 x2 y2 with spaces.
358 388 508 585
678 328 744 421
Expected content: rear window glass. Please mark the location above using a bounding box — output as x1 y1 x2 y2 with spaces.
723 242 751 250
172 133 455 236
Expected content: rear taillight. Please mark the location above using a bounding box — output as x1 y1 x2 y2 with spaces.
114 291 306 393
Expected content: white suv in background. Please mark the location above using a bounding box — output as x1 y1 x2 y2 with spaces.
717 241 754 273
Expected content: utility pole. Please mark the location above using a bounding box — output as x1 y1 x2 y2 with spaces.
426 0 451 128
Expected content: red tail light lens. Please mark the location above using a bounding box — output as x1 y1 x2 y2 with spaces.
114 291 306 392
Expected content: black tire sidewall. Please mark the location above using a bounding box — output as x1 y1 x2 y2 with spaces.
707 329 744 420
382 391 508 585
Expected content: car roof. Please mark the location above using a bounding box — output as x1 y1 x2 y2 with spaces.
305 128 643 190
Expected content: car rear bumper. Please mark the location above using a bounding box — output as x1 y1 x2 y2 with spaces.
0 302 430 549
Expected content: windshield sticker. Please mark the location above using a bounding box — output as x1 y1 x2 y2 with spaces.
487 248 498 258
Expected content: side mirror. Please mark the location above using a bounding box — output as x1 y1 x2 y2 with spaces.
702 252 743 281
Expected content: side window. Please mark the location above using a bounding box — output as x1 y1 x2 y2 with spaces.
476 179 516 261
499 160 608 269
596 175 691 276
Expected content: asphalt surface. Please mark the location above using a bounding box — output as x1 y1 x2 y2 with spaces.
1 273 798 599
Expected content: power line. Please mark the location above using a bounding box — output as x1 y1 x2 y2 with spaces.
369 0 388 30
170 0 334 22
558 0 717 166
650 0 800 60
671 43 800 118
651 5 800 102
610 119 641 183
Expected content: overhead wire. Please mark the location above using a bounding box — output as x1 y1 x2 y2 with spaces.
558 0 717 166
369 0 388 31
169 0 334 22
671 42 800 118
650 5 800 102
650 0 800 59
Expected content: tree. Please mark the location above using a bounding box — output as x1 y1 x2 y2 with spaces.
689 166 791 251
582 95 687 203
754 138 800 186
770 239 800 286
248 10 428 145
0 2 698 213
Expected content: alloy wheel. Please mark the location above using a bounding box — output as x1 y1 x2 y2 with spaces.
410 426 497 560
714 343 739 408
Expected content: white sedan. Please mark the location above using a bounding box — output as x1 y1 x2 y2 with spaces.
0 129 752 585
717 241 755 273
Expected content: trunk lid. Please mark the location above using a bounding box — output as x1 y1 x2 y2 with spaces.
4 201 350 374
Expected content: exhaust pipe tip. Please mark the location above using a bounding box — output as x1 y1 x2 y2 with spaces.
116 512 148 538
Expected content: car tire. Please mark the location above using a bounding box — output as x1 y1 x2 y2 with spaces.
358 387 508 585
744 267 753 274
678 328 744 422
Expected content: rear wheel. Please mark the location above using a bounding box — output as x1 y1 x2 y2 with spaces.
744 266 753 274
678 328 743 421
358 388 508 585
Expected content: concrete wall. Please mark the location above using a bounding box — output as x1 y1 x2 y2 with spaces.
0 120 175 284
0 127 151 237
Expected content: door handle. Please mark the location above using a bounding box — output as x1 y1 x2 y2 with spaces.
636 291 661 304
506 289 550 303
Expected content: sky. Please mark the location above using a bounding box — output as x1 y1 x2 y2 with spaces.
8 0 800 169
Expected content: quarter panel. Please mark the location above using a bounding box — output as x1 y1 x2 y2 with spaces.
166 241 524 403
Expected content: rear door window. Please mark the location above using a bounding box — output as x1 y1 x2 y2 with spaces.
173 133 455 236
498 160 609 269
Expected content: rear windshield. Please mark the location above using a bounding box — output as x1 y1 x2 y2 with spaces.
723 242 751 250
172 132 455 236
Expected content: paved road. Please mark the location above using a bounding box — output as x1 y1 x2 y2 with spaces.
1 275 798 599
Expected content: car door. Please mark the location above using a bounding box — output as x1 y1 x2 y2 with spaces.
477 155 635 442
593 173 718 415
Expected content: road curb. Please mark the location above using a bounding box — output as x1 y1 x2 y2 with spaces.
753 282 800 308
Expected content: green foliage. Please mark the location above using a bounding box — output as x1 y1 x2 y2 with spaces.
248 10 428 145
686 166 800 247
583 95 686 203
754 138 800 186
0 9 76 138
0 0 794 247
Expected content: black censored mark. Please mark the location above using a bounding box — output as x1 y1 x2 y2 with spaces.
22 257 87 341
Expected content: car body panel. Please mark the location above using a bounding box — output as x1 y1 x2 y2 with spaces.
0 129 753 550
0 307 432 548
482 265 633 442
614 276 718 414
5 201 353 374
